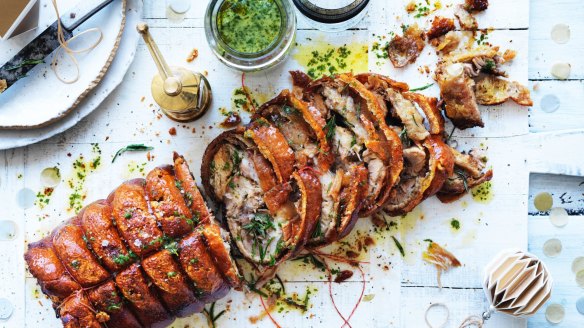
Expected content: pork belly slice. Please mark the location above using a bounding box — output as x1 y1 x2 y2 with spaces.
86 280 142 328
199 223 242 290
59 291 102 328
24 237 81 300
146 166 195 238
246 118 296 183
304 75 395 216
109 179 164 256
142 249 201 314
437 147 493 203
465 0 489 12
78 200 134 272
115 263 170 326
173 152 212 224
435 62 484 129
178 230 229 302
52 224 109 287
253 89 334 172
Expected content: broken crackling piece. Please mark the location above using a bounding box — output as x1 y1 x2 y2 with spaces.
24 153 241 328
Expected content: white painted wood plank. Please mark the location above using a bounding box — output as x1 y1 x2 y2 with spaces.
528 80 584 132
529 0 584 80
528 215 584 328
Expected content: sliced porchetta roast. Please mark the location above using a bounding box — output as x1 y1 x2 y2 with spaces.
297 73 403 218
201 127 322 285
437 146 493 203
356 73 454 215
24 153 241 328
252 84 371 246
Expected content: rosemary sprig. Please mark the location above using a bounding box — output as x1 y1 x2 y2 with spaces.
454 168 469 192
203 302 226 328
392 236 405 257
5 59 45 71
409 83 434 92
111 144 154 163
324 116 336 140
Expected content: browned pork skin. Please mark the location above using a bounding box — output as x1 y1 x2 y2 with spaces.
178 230 230 301
146 166 195 238
77 200 134 272
24 238 80 301
115 263 170 326
25 153 240 328
355 73 454 215
108 179 164 256
86 280 142 328
202 129 321 286
427 16 456 40
302 74 394 216
142 249 201 314
173 152 212 224
59 291 102 328
52 224 110 287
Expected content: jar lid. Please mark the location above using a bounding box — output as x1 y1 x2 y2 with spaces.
292 0 369 24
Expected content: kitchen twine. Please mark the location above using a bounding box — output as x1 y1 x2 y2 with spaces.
425 303 496 328
50 0 103 84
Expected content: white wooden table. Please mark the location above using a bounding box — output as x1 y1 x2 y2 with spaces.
0 0 583 327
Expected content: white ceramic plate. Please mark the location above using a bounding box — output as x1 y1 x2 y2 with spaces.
0 0 142 149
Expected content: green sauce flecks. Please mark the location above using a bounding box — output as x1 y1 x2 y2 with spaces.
471 181 494 204
217 0 282 54
67 144 102 213
450 218 461 231
293 41 369 79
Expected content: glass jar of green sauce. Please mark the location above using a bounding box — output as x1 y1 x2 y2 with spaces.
205 0 296 72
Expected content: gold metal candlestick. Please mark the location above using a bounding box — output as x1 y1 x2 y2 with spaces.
136 22 211 122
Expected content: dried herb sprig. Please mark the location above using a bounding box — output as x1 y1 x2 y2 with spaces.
111 144 154 163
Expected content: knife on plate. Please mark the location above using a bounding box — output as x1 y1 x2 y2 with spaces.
0 0 114 90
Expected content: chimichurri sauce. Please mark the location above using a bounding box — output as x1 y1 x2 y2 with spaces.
217 0 282 54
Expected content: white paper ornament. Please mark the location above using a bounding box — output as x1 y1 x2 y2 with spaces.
483 249 553 317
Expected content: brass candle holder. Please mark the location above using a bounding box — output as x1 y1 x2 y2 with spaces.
137 22 211 122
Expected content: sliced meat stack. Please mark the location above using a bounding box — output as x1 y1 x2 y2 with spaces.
24 153 241 328
201 71 492 286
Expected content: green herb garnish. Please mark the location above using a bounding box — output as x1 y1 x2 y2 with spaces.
111 144 154 163
203 302 226 328
5 59 45 71
451 219 461 230
409 83 434 92
391 236 405 257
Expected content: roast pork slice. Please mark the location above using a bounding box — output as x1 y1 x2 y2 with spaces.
435 62 484 129
115 263 170 326
52 224 109 288
24 238 81 301
86 280 142 328
78 201 133 272
59 291 102 328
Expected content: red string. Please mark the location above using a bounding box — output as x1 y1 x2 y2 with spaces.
259 293 282 328
313 251 368 328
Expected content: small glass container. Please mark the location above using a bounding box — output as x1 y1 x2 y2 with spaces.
292 0 370 32
205 0 296 72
